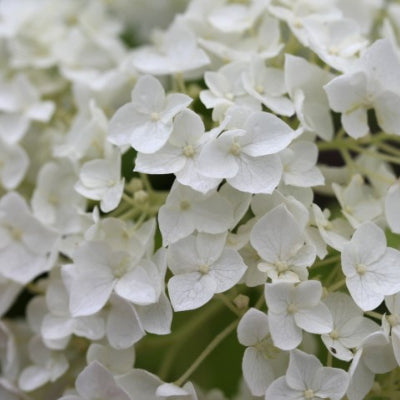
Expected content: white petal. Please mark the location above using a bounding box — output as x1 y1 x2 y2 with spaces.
251 205 303 263
374 90 400 135
286 349 321 391
295 303 333 334
317 367 349 400
228 154 282 194
242 112 295 156
18 366 50 392
76 361 131 400
385 182 400 234
237 308 269 346
62 263 113 317
130 75 165 114
345 274 383 311
341 107 369 139
324 72 367 112
134 145 184 174
197 135 240 179
265 377 299 400
168 273 216 311
242 347 275 396
167 235 199 274
347 350 375 400
135 292 173 335
268 312 302 350
116 369 162 400
209 248 247 293
107 296 144 349
115 263 159 306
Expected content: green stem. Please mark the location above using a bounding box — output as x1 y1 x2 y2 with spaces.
328 278 346 292
365 311 383 321
174 319 239 386
311 255 341 269
216 293 242 317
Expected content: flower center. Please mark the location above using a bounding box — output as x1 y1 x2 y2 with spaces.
112 256 131 278
180 200 191 211
224 92 234 101
8 226 23 241
304 389 314 399
150 112 160 121
48 194 59 205
230 141 241 156
255 84 264 94
287 303 297 314
329 329 340 340
328 45 340 55
275 260 288 273
199 264 209 274
254 334 280 359
356 263 367 276
182 144 195 158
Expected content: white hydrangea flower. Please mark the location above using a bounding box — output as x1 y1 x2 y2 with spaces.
265 349 349 400
285 54 334 140
0 74 54 144
134 109 220 193
0 138 29 190
62 241 163 317
0 274 22 317
32 160 86 234
384 181 400 234
265 280 333 350
158 181 234 245
341 221 400 311
0 191 58 284
198 14 283 64
200 62 260 121
311 204 353 252
41 273 105 348
58 361 131 400
108 74 192 153
383 293 400 366
332 174 382 228
103 294 145 349
237 308 288 396
250 205 316 283
197 111 297 194
269 0 340 46
18 336 68 392
324 39 400 138
280 141 324 188
302 17 368 72
207 0 267 34
75 148 124 213
321 293 379 361
347 330 397 400
86 343 135 376
241 57 295 117
167 232 246 311
131 20 210 76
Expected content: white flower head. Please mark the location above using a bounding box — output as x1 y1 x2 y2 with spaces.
251 205 316 283
265 280 333 350
167 232 246 311
341 221 400 311
108 74 192 153
265 349 349 400
237 308 288 396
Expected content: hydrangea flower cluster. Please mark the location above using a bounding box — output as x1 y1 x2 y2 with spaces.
2 0 400 399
